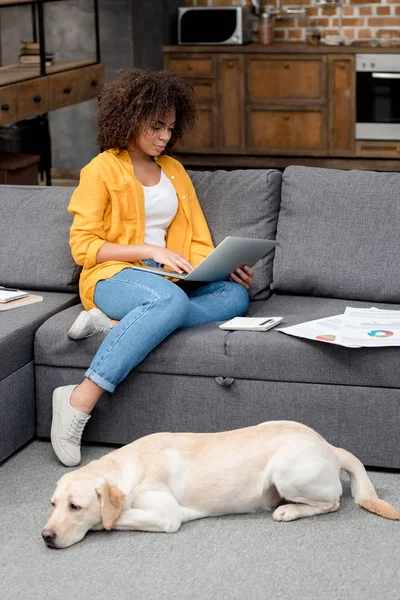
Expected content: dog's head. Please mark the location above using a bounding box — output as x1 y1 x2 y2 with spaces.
42 466 125 549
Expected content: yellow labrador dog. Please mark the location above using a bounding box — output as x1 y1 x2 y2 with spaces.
42 420 399 548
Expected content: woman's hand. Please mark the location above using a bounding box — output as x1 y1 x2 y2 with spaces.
150 246 193 274
229 265 253 290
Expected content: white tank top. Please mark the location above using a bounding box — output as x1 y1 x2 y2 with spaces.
143 169 178 248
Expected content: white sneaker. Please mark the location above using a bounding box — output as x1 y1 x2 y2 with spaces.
51 385 91 467
67 308 114 340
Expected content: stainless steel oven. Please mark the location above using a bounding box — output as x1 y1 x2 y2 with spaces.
356 54 400 140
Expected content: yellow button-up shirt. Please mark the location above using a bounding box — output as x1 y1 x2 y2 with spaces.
68 149 215 310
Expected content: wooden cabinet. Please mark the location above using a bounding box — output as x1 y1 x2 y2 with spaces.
328 55 355 156
246 55 327 155
165 53 244 153
0 61 104 123
166 50 327 157
164 45 400 170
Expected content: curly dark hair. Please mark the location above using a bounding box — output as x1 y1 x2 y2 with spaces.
96 68 197 152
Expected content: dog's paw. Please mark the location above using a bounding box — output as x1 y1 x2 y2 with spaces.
272 505 298 522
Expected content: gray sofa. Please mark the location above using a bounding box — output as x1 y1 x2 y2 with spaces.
1 166 400 468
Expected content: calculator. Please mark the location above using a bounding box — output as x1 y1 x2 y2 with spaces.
219 316 283 332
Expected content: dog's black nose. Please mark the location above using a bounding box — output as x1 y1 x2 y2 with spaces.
42 529 57 545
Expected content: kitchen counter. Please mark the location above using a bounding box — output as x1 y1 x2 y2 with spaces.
164 42 400 54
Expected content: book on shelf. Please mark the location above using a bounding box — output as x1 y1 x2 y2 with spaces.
19 54 54 66
20 41 40 52
0 292 43 311
19 41 54 66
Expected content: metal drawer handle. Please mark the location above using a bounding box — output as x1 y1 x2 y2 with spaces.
215 376 235 387
1 104 9 111
33 95 42 102
63 87 72 94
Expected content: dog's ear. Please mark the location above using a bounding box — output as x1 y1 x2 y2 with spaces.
96 482 125 530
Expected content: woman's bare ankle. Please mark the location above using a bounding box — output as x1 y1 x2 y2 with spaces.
70 380 104 414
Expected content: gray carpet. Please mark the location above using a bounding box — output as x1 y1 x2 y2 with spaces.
0 440 399 600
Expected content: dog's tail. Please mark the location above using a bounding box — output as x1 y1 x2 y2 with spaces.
333 447 399 520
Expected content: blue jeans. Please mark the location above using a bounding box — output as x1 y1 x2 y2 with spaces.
85 262 249 392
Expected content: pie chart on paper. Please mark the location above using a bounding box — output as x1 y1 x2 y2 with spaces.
316 334 336 342
367 330 394 338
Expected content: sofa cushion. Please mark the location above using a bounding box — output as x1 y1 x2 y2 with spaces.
0 290 79 380
35 295 400 390
229 294 400 388
34 304 235 377
0 185 80 292
273 166 400 302
189 169 282 301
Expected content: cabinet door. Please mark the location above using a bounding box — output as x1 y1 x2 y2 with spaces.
248 57 325 103
328 56 356 156
248 109 325 154
177 106 217 151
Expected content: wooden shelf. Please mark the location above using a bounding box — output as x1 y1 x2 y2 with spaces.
0 59 97 86
0 0 68 6
0 1 34 6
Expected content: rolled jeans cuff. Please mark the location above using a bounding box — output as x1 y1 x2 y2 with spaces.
85 368 116 393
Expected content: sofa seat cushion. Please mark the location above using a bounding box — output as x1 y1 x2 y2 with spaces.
189 169 282 301
35 296 400 390
34 304 235 377
273 166 400 302
1 291 79 380
231 294 400 388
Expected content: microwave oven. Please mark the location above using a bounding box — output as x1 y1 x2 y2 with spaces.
178 7 253 46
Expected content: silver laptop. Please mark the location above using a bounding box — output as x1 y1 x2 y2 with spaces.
130 236 276 282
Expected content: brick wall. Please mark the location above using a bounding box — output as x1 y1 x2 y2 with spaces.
185 0 400 44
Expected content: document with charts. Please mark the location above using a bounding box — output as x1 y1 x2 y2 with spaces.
277 314 361 348
335 307 400 347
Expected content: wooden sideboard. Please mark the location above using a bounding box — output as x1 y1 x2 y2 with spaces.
0 61 104 125
164 43 400 171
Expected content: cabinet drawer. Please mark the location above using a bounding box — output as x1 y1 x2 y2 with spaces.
0 86 18 126
356 141 400 159
167 57 215 78
49 70 79 110
78 63 104 103
17 78 49 121
248 58 324 102
249 110 325 152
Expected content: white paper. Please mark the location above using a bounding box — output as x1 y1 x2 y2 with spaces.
335 307 400 347
277 314 361 348
0 288 29 303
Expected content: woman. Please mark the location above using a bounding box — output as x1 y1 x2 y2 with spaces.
51 68 253 467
